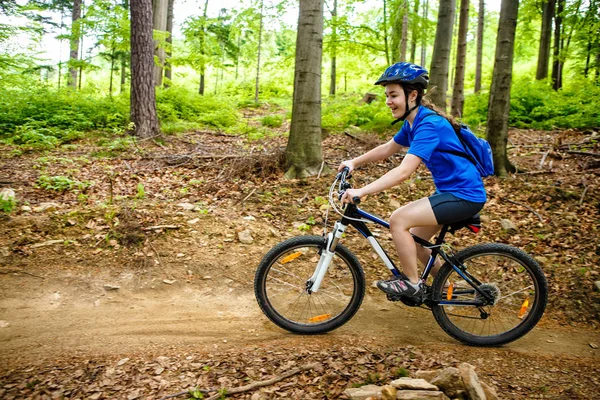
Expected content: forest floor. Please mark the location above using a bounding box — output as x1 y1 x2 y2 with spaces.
0 117 599 399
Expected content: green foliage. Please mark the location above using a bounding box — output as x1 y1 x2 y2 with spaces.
261 114 284 128
510 79 600 129
0 86 129 152
463 79 600 131
321 94 393 134
37 175 91 193
136 183 146 199
0 190 17 213
156 87 240 129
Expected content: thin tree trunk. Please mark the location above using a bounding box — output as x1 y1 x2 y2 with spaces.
428 0 455 110
121 0 129 92
400 0 408 61
199 0 209 95
130 0 160 138
420 0 429 66
254 0 264 103
410 0 420 63
164 0 175 87
536 0 555 80
551 0 564 90
68 0 82 88
153 0 169 86
285 0 327 179
451 0 469 118
486 0 520 176
78 31 84 89
109 46 115 96
584 40 592 77
474 0 484 92
383 0 390 64
329 0 337 96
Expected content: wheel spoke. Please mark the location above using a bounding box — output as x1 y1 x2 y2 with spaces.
432 244 547 346
255 237 365 334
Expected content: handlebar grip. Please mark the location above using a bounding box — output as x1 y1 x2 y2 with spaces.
352 196 361 204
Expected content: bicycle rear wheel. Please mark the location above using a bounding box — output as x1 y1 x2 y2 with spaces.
254 235 365 334
431 243 548 346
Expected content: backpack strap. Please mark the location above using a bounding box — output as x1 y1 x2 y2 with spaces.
420 113 477 166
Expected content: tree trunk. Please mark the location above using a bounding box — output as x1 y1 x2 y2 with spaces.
329 0 337 96
254 0 264 103
474 0 484 93
536 0 555 80
109 46 115 96
410 0 420 63
121 0 129 92
285 0 327 179
153 0 169 86
164 0 175 87
420 0 429 66
383 0 390 64
428 0 455 110
68 0 82 88
451 0 469 117
486 0 519 177
130 0 160 139
400 0 408 61
551 0 564 90
199 0 209 95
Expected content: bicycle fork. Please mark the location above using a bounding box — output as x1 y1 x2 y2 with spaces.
307 222 348 293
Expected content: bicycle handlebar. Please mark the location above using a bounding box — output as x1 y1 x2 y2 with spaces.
336 167 361 204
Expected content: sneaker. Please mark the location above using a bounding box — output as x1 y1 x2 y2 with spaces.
377 277 423 299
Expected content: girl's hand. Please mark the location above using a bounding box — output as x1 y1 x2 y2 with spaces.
338 160 355 173
341 188 365 204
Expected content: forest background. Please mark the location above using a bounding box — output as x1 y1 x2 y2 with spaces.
1 0 599 147
1 0 600 398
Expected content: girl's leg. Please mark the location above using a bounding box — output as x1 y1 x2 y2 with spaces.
410 225 442 277
389 197 438 284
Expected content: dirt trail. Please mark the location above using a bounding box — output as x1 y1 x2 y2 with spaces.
1 275 598 368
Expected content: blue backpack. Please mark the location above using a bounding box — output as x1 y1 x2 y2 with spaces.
422 114 495 178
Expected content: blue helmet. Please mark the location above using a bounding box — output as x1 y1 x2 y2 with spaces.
374 62 429 87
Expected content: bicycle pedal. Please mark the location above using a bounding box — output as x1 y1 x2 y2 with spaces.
386 293 404 302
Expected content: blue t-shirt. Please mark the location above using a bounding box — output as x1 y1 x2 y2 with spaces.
393 106 487 203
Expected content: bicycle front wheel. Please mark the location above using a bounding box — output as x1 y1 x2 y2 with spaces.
254 235 365 334
431 243 548 346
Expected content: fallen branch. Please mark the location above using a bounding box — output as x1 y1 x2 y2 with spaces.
343 131 367 143
580 184 589 205
565 150 600 158
206 363 321 400
147 240 164 268
0 269 45 279
142 225 181 231
158 363 320 400
236 188 257 205
501 198 544 223
30 239 64 249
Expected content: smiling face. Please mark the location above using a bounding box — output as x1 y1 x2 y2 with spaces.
384 83 418 119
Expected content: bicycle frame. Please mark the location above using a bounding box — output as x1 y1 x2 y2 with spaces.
309 203 493 307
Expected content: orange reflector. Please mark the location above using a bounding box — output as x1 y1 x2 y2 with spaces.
518 298 529 319
446 283 454 300
308 314 331 323
281 252 302 264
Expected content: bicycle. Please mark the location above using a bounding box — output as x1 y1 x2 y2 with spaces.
254 168 548 346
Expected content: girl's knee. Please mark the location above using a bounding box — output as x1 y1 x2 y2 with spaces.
390 209 410 231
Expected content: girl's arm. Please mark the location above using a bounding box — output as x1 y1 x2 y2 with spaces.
339 139 403 171
341 154 422 203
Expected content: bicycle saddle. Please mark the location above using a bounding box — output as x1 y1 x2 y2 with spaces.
448 214 481 234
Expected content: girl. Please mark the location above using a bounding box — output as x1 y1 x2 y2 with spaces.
339 62 486 300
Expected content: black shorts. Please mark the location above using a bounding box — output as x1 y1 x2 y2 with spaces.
428 192 485 225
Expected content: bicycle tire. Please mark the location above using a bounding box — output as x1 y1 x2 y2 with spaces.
254 235 365 334
431 243 548 346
